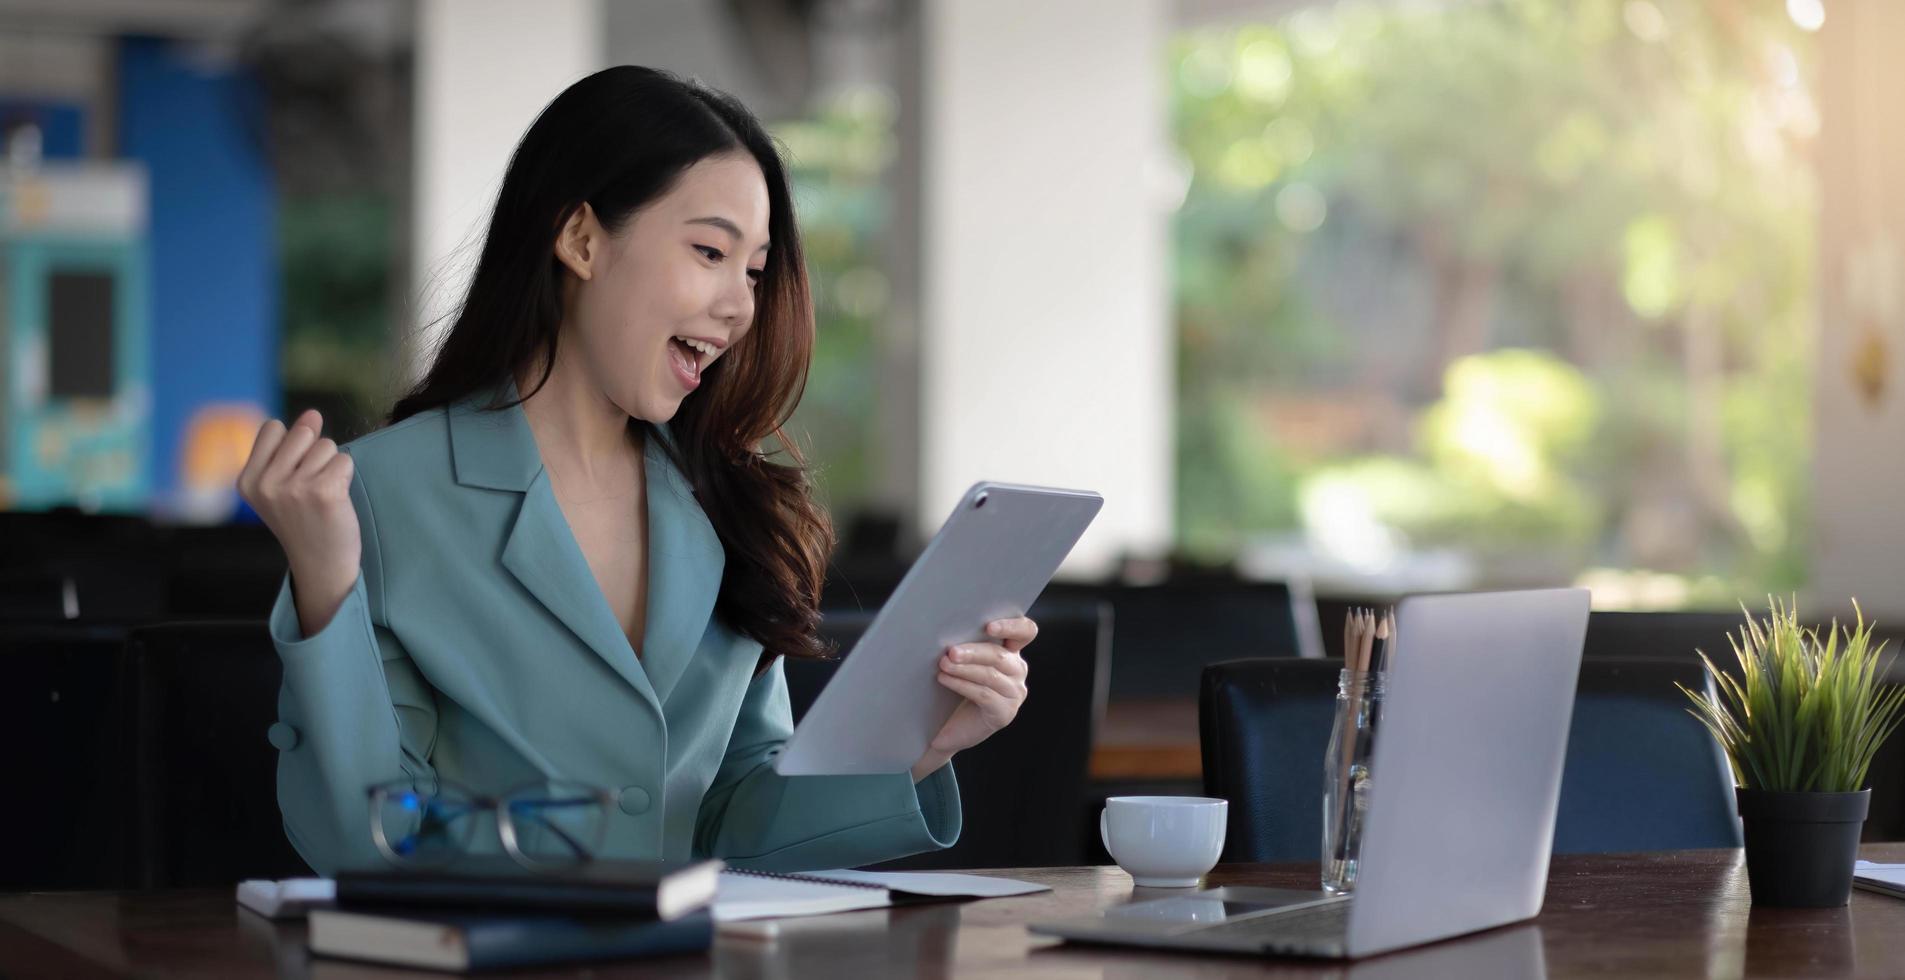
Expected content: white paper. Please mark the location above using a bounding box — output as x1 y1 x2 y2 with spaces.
815 869 1050 898
713 872 889 922
711 869 1049 922
1853 861 1905 902
1854 861 1905 885
236 877 336 919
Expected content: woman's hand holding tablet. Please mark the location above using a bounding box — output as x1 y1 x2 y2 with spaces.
911 615 1038 780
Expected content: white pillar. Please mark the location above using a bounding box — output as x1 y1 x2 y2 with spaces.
1811 0 1905 615
410 0 602 376
918 0 1175 574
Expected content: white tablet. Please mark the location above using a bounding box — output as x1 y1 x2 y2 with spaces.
774 481 1104 775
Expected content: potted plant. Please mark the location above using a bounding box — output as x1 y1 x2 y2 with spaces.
1680 599 1905 907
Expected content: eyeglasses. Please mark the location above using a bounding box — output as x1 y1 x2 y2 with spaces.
366 777 617 871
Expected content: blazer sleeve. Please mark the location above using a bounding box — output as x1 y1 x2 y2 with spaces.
691 657 962 871
267 459 440 875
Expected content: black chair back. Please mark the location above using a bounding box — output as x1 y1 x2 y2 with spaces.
160 523 286 619
1045 580 1307 700
124 622 310 887
0 511 167 623
1 513 288 624
1583 611 1744 661
824 569 1311 698
787 598 1111 868
0 624 135 889
0 571 80 622
1200 656 1741 864
1198 659 1340 862
1554 658 1741 853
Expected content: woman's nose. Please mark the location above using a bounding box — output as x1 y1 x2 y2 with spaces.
712 275 754 326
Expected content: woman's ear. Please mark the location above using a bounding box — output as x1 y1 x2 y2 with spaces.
554 203 602 281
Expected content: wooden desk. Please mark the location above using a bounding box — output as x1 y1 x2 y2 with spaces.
5 846 1905 977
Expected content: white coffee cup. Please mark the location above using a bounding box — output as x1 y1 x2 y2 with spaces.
1099 796 1228 888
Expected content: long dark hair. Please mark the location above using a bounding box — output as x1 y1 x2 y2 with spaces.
392 66 831 669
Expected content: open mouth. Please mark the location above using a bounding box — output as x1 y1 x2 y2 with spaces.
668 336 711 389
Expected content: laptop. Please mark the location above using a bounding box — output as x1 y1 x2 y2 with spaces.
1030 588 1591 959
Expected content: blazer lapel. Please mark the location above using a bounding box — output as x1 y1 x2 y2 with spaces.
637 428 725 705
449 391 663 714
503 471 663 709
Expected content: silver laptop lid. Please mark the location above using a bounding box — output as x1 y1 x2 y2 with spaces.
1346 588 1591 958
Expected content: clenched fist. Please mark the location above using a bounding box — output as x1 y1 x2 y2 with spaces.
237 409 361 637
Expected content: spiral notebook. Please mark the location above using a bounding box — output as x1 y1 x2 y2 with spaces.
712 868 1047 922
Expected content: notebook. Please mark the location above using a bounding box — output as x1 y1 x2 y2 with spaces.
308 906 712 972
712 868 1048 922
335 857 722 920
1854 861 1905 899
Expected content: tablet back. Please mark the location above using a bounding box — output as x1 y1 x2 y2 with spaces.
775 482 1103 775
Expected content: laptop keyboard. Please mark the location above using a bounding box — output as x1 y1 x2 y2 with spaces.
1197 900 1351 953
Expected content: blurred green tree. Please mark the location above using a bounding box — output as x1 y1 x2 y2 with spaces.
279 193 396 440
772 87 897 516
1173 0 1815 597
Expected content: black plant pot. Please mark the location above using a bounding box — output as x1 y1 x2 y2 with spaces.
1736 788 1870 907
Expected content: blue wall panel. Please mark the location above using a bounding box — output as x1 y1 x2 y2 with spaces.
117 36 278 504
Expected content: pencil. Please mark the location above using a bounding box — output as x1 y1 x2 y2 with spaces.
1357 609 1375 674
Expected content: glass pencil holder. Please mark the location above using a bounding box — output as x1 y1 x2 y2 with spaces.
1321 669 1385 895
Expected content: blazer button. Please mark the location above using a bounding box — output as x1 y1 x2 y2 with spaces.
618 786 653 816
267 722 301 751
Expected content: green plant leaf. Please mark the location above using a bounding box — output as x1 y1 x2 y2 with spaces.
1687 598 1905 792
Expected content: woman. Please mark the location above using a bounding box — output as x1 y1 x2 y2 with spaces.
238 66 1034 875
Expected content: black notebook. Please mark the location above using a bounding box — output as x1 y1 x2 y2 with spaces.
309 906 713 972
336 857 722 920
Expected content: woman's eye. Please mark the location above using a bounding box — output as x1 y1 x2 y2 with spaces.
747 268 764 285
695 244 725 262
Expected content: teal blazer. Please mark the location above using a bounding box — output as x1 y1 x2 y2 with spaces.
268 391 959 875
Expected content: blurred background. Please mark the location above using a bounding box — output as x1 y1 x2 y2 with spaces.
1 0 1900 614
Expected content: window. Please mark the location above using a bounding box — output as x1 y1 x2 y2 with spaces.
1171 1 1817 605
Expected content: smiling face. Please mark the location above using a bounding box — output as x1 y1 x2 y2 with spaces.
553 151 772 424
